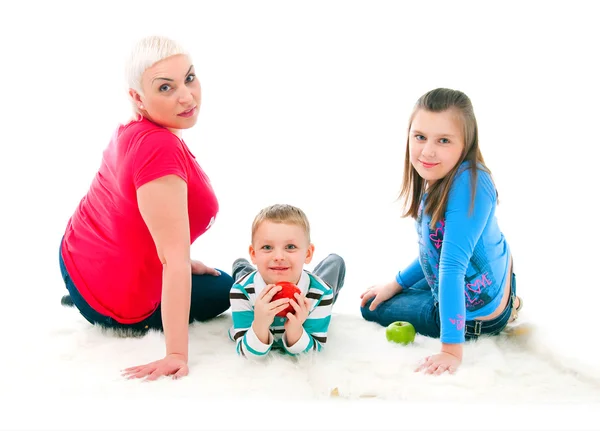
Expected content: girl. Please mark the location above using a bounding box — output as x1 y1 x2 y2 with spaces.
360 88 522 375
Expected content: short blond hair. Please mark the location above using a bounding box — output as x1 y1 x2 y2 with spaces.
125 35 190 116
251 204 311 243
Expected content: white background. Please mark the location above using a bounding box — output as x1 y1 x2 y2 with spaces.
1 1 598 429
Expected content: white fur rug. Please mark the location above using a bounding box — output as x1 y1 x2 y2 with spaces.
10 306 598 404
3 303 600 431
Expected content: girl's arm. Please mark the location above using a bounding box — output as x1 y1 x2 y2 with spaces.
438 168 497 344
396 257 425 289
417 169 496 375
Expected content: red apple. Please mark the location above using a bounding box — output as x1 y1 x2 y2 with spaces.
270 281 301 317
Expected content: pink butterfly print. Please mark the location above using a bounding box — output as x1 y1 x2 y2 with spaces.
449 314 465 331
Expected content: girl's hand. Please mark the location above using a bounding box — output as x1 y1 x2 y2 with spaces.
360 280 402 310
415 352 461 375
191 259 220 276
122 353 188 381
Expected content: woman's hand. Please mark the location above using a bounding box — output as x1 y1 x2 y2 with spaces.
122 353 188 381
191 259 220 276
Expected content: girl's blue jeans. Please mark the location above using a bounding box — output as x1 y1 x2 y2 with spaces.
360 274 517 341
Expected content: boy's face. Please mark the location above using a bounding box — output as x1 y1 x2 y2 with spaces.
250 220 314 285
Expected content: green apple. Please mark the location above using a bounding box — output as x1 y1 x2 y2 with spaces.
385 321 416 345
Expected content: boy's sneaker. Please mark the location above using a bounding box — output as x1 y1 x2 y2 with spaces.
232 258 253 283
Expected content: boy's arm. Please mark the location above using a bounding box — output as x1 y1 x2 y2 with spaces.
282 288 333 355
229 284 273 359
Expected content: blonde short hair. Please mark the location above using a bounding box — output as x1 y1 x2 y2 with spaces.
251 204 311 243
125 35 190 116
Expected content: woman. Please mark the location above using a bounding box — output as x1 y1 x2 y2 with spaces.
59 36 233 380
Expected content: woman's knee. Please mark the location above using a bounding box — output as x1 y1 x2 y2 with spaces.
214 270 234 307
190 272 233 321
215 270 234 291
191 270 233 304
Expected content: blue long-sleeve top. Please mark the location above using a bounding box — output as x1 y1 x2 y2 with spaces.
396 163 510 343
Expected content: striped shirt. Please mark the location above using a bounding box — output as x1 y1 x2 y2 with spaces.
228 270 334 358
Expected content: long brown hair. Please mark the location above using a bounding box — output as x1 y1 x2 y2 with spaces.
399 88 494 227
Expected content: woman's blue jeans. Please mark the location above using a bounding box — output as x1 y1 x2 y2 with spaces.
59 242 233 333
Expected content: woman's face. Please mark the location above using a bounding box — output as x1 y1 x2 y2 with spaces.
132 54 200 134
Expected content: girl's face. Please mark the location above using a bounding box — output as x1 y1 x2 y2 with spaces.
409 109 465 185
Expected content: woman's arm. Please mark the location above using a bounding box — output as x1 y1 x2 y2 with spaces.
138 174 191 359
123 174 191 380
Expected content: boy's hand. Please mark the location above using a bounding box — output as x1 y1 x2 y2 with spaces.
284 293 311 345
252 284 290 341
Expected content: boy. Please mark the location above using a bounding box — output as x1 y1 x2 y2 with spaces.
228 204 345 358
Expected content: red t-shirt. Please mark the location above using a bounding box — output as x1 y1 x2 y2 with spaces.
61 117 219 323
